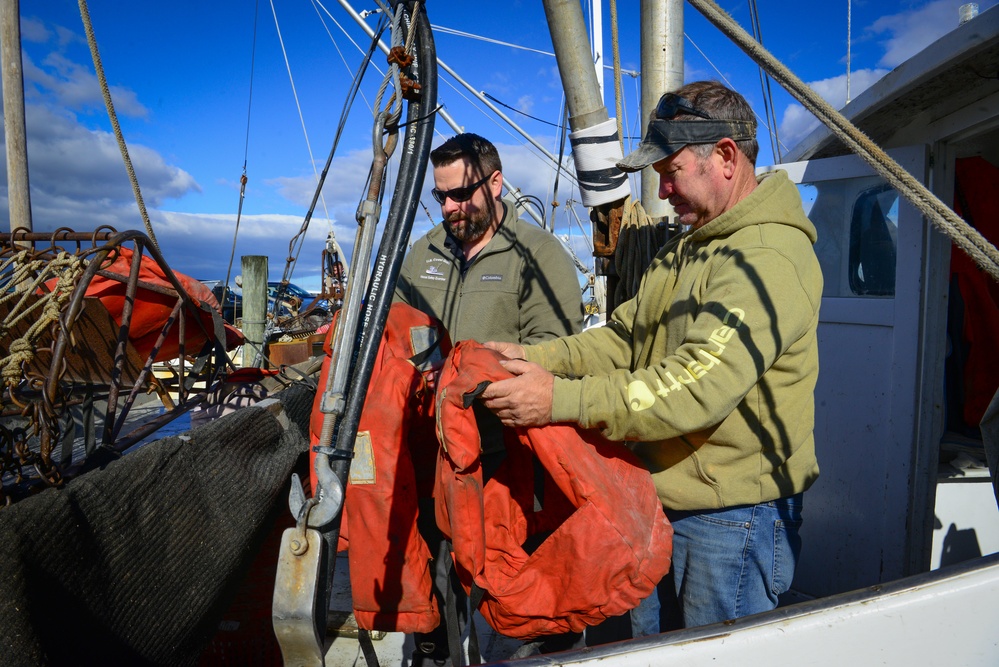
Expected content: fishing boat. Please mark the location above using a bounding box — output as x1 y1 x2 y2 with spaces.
2 1 998 665
313 1 999 664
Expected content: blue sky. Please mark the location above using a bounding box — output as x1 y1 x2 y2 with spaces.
4 0 994 293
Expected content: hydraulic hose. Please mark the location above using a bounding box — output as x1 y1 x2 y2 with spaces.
320 0 437 601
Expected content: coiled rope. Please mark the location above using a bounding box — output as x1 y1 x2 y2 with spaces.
0 251 84 393
614 197 670 304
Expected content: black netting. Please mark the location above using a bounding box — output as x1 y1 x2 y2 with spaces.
0 381 314 666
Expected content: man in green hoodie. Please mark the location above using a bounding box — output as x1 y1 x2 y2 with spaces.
480 80 822 632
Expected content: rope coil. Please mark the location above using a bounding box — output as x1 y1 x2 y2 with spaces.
0 252 85 395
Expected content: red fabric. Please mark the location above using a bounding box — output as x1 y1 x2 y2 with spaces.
225 367 280 383
434 341 673 639
953 157 999 427
46 247 240 361
308 302 450 633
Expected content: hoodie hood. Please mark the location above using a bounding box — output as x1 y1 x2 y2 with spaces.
689 169 818 245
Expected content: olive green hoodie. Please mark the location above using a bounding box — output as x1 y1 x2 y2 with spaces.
524 170 822 510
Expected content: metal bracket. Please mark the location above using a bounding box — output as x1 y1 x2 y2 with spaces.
273 526 326 667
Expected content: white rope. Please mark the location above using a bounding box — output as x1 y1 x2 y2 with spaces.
0 252 85 391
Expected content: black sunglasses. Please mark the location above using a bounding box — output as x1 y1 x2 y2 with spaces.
655 93 712 121
431 172 493 205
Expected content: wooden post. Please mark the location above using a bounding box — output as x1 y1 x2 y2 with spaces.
241 255 268 368
0 0 32 234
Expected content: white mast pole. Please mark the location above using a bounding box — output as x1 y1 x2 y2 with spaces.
592 0 604 101
846 0 852 104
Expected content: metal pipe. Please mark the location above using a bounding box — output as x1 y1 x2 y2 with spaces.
541 0 609 132
640 0 683 219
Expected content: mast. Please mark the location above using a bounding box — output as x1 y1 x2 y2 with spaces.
543 0 607 132
0 0 32 234
641 0 683 219
591 0 604 100
542 0 630 311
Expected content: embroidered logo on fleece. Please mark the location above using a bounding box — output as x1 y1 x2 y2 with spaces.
627 308 745 412
419 262 446 282
480 274 503 282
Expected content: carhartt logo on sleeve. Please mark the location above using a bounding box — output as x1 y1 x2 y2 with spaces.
627 307 746 411
480 274 504 282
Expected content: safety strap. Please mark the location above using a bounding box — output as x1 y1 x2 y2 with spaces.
466 583 485 666
440 549 463 666
358 629 381 667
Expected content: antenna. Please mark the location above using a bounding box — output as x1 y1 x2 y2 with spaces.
846 0 852 104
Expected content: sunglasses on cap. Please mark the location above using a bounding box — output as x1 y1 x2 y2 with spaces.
655 93 712 121
431 172 494 204
616 94 755 173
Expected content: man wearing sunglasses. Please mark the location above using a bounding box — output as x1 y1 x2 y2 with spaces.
395 132 583 663
480 81 822 634
396 132 582 346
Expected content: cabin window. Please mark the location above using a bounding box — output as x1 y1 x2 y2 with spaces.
797 178 898 297
849 184 898 296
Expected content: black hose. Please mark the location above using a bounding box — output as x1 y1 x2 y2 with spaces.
318 0 437 612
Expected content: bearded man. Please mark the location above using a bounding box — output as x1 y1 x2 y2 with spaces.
395 132 582 345
394 132 583 664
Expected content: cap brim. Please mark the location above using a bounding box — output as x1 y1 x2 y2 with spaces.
616 137 683 173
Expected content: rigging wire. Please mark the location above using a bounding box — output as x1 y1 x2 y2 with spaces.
747 0 782 163
609 0 624 153
311 0 376 117
481 93 563 128
268 0 371 284
77 0 159 251
683 31 790 156
268 0 320 189
846 0 852 103
223 0 261 302
277 12 390 299
430 24 639 77
436 74 579 186
548 100 570 234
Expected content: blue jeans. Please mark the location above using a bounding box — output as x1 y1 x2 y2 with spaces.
630 494 803 635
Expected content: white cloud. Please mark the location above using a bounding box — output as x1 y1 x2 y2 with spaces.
774 0 998 153
34 52 148 118
778 68 889 148
19 17 51 43
870 0 998 68
12 104 197 204
144 210 348 284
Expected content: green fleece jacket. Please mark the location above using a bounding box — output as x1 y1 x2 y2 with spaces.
524 170 822 511
395 202 583 344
